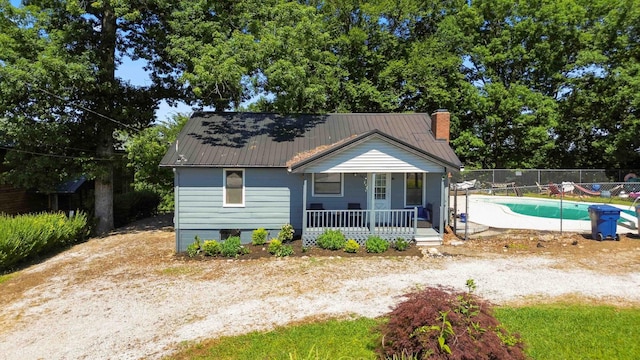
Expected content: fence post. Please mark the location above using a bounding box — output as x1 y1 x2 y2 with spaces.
464 189 469 240
453 187 458 234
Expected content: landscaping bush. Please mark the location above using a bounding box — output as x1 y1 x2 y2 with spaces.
344 239 360 253
0 212 89 271
268 238 282 254
186 236 201 258
268 239 294 257
252 228 268 245
202 240 220 256
365 235 389 253
277 223 294 242
219 236 249 258
378 280 525 359
113 190 161 227
316 229 346 250
393 238 410 251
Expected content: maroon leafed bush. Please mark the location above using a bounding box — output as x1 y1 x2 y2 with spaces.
378 280 526 359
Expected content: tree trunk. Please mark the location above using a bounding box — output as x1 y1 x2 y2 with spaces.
94 4 117 235
95 135 114 234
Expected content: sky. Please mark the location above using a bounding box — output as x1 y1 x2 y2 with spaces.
9 0 194 122
116 58 194 122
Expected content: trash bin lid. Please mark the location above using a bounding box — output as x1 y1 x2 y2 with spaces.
588 204 621 214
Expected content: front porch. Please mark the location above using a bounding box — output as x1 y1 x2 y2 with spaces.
301 207 441 247
289 131 455 247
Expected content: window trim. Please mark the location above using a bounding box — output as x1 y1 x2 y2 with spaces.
312 173 344 197
404 172 425 208
223 168 245 207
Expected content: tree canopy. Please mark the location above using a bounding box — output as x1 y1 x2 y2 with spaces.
1 0 638 230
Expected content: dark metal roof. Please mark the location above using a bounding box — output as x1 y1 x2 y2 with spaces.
160 112 462 170
56 176 87 194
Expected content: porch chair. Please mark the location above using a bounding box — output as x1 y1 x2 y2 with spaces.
307 203 325 227
407 204 431 228
347 203 363 227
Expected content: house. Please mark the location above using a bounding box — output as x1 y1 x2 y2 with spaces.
160 111 462 251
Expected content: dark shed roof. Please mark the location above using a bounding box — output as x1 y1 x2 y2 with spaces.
160 112 461 170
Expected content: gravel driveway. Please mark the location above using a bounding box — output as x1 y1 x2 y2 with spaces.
1 217 639 360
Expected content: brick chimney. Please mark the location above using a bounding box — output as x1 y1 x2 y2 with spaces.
431 109 450 143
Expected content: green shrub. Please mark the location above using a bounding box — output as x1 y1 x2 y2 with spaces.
316 229 346 250
268 238 282 254
219 236 248 258
268 239 294 257
186 236 201 258
202 240 220 256
344 239 360 253
378 280 525 359
252 228 269 245
0 212 89 271
276 245 294 257
278 223 294 242
113 190 161 227
393 238 410 251
365 236 389 253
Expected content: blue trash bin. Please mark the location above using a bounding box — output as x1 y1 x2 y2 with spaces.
588 205 621 241
460 213 467 223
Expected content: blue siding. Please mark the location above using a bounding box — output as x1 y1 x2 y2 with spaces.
175 167 303 251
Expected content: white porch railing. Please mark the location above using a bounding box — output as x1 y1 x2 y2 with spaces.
302 208 419 246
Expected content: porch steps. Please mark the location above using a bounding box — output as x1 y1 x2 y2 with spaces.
415 236 442 246
415 228 442 247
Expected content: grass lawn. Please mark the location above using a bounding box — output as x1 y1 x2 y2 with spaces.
168 317 380 360
495 304 640 360
0 272 17 284
166 304 640 360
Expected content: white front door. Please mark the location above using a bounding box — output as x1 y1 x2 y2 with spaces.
368 173 391 223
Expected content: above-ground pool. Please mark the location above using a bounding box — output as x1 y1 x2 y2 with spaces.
465 195 638 233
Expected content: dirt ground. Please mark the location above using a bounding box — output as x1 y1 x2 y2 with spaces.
440 228 640 274
2 215 639 304
1 214 639 359
184 220 640 275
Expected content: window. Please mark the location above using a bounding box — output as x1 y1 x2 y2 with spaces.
405 173 423 206
313 173 343 197
224 169 244 206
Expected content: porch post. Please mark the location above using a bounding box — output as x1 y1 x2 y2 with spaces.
302 179 308 234
370 173 375 233
439 174 445 237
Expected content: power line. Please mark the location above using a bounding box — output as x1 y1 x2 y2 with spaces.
27 83 141 133
0 145 113 161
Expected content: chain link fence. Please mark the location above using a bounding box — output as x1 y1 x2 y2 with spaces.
449 182 640 238
452 169 640 187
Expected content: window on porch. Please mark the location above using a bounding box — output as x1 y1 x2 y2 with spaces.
312 173 343 197
405 173 424 207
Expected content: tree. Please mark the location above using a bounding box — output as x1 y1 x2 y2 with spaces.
125 114 188 212
554 0 640 169
0 0 178 233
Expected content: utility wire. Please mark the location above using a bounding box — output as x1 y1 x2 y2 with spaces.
27 83 141 133
0 145 113 161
